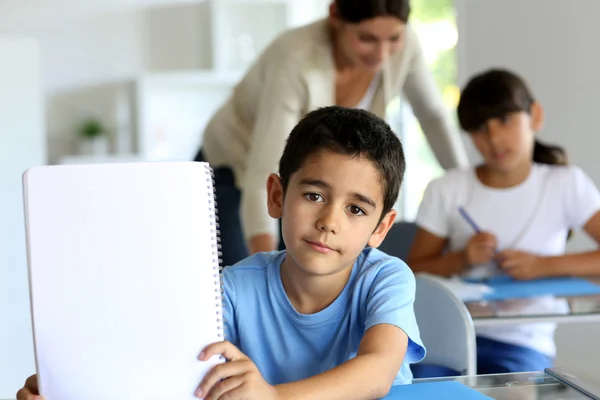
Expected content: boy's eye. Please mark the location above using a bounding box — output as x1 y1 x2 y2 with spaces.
499 114 511 124
305 193 324 202
347 205 366 216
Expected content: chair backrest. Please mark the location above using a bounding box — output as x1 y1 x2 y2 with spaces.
414 273 477 376
378 221 417 261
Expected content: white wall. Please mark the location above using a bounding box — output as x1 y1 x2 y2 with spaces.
0 37 45 398
457 0 600 382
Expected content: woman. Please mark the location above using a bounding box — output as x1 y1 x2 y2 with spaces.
195 0 469 266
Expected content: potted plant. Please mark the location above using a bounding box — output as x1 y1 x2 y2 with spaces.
77 117 109 155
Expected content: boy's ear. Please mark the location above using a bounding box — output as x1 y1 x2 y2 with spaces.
530 101 544 132
266 173 284 219
368 209 397 248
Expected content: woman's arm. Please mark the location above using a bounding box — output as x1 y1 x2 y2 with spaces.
401 27 469 170
240 58 305 253
407 227 468 276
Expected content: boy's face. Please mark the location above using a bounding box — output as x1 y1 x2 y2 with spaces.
267 149 396 277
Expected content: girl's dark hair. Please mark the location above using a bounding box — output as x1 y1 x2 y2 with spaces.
457 68 568 166
335 0 410 23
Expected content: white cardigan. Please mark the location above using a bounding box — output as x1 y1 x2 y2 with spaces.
201 19 469 240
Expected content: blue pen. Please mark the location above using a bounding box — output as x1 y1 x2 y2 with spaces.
458 206 481 233
458 206 503 280
458 206 499 255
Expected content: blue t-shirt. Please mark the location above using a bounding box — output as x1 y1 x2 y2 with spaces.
222 247 426 385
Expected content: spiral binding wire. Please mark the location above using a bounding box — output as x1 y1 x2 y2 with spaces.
204 163 225 352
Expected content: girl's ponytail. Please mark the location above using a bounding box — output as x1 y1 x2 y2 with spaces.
533 139 568 166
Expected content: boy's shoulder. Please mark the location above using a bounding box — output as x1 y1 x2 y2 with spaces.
222 251 284 280
356 247 416 286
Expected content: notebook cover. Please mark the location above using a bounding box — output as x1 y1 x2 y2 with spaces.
23 162 224 400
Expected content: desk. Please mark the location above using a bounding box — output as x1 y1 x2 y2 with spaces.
413 370 599 399
3 372 596 400
468 293 600 328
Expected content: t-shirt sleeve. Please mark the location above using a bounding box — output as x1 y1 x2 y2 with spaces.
415 178 449 238
221 268 239 347
365 260 426 364
565 166 600 228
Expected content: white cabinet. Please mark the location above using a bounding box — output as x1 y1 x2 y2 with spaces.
135 70 243 162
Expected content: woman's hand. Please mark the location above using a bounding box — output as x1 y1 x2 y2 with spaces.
196 341 277 400
465 232 497 266
497 250 546 280
16 375 43 400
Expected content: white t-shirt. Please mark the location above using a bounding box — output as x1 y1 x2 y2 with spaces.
354 73 381 111
415 163 600 356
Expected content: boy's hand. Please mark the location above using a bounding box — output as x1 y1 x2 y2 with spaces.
16 375 44 400
497 250 545 280
196 341 277 400
465 232 497 266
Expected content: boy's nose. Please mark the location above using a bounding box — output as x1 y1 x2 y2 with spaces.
316 206 341 234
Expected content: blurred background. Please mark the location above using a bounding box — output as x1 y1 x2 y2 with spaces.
2 0 600 396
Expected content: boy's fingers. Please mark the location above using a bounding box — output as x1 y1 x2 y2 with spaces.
202 375 245 400
209 382 249 400
197 361 252 398
16 388 43 400
200 341 246 362
17 375 42 400
25 375 39 393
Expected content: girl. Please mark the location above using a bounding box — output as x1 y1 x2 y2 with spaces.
407 68 600 373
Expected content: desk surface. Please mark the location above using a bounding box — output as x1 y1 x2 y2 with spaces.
467 281 600 326
2 372 595 400
468 294 600 326
415 371 598 399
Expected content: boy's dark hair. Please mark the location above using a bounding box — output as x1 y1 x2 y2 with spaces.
335 0 410 23
457 68 567 166
278 106 405 219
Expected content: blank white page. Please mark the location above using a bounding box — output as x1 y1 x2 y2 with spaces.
23 162 224 400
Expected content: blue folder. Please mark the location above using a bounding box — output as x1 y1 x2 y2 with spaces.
382 381 492 399
465 276 600 301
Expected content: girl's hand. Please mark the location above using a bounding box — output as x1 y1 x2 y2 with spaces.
497 250 546 280
465 232 497 266
196 341 277 400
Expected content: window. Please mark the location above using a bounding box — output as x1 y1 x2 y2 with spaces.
388 0 460 220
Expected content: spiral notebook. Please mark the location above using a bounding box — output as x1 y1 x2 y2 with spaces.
22 162 224 400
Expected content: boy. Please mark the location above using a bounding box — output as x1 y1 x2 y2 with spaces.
18 106 425 400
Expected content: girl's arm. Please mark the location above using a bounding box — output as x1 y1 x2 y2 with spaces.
545 211 600 277
407 228 468 277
